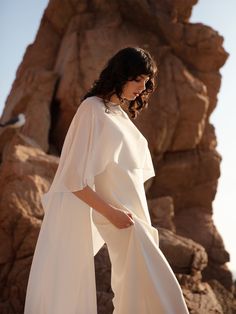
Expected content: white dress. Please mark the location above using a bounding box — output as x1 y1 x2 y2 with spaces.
24 96 189 314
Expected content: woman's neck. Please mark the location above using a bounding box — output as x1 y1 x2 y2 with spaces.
109 94 122 106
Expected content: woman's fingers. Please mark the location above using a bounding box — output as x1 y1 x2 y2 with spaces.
107 207 135 229
126 212 135 224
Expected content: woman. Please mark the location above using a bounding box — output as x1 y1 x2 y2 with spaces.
24 47 189 314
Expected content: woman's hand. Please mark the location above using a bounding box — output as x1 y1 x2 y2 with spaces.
72 186 134 229
105 205 135 229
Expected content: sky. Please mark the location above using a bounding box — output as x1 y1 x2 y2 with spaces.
0 1 235 276
191 1 236 277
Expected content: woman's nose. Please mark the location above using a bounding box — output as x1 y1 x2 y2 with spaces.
140 81 146 91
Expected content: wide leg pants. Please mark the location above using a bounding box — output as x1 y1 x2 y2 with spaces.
92 209 189 314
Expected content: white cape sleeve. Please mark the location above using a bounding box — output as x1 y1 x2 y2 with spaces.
31 98 110 314
48 98 110 194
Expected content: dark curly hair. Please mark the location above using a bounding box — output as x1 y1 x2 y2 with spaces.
81 47 158 119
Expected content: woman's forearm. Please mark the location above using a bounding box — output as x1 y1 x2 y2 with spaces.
72 185 135 229
72 186 112 218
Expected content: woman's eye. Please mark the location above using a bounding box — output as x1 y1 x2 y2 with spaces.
134 77 149 83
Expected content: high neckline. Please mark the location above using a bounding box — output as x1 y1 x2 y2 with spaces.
94 95 120 106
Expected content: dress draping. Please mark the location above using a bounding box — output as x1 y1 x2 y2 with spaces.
24 96 189 314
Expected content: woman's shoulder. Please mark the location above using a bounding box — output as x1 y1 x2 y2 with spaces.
77 96 106 115
75 95 125 127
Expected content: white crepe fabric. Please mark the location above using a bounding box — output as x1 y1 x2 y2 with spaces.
24 96 189 314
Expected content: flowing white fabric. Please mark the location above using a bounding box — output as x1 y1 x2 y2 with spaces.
24 96 189 314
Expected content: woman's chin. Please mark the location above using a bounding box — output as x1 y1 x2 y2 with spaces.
127 95 137 101
122 94 138 101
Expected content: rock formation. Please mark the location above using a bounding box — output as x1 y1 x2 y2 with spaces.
0 0 235 313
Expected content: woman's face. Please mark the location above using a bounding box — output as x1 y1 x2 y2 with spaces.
122 74 150 100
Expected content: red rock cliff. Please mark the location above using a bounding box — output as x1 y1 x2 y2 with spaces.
0 0 235 313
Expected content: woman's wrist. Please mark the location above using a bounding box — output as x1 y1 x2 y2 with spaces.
98 203 115 220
